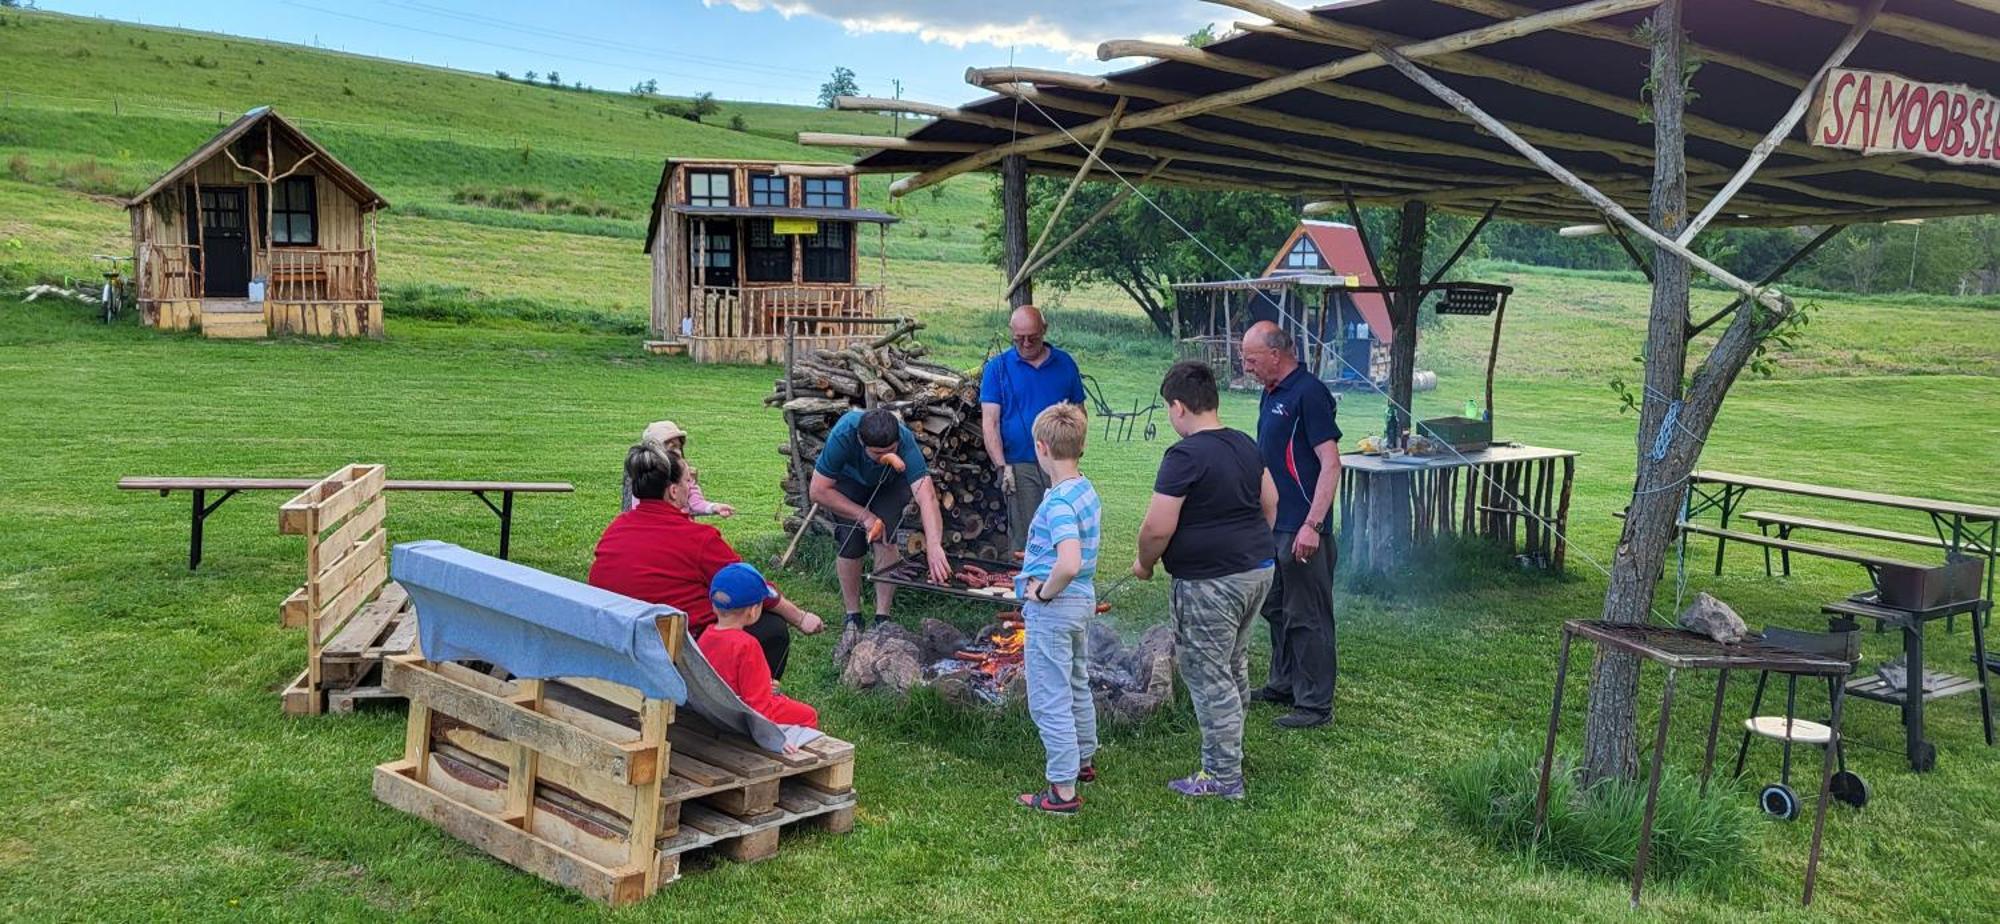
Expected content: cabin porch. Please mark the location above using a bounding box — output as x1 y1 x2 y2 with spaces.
138 242 382 339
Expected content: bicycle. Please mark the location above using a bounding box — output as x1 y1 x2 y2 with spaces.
91 253 132 324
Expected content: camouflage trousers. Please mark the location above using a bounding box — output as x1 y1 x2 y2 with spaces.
1170 565 1275 781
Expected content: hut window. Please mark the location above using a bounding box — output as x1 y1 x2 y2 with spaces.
745 219 792 282
803 177 847 209
802 222 851 283
1283 237 1324 270
688 171 732 208
749 174 787 207
269 177 317 246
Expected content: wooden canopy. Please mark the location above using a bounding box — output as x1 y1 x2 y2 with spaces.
828 0 2000 228
127 107 388 212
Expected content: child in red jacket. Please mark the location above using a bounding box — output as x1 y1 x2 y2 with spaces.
699 563 818 730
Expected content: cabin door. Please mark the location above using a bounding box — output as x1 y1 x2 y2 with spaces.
189 186 251 298
691 225 737 289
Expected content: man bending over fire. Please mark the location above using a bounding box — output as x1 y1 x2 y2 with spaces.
808 407 952 631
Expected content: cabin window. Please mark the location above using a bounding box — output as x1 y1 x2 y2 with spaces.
269 176 317 246
1283 237 1324 270
688 171 732 208
802 177 847 209
802 222 851 283
745 219 793 282
749 174 788 208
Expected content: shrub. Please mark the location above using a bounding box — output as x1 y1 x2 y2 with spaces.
728 114 747 132
6 154 28 181
186 55 218 69
1438 735 1753 888
342 85 355 96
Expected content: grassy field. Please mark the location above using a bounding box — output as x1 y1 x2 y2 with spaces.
5 6 2000 921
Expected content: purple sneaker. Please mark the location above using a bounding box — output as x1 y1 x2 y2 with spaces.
1168 771 1244 800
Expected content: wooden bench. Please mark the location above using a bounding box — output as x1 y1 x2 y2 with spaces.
1676 522 1926 572
117 475 574 569
1743 510 1950 576
374 544 855 906
277 465 417 715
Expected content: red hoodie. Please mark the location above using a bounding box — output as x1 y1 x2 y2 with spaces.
589 499 751 634
698 626 818 728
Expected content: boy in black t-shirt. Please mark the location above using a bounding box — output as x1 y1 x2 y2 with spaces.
1133 361 1277 800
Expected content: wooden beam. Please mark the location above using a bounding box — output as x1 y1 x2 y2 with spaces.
1720 201 2000 228
1374 44 1785 311
884 0 1664 196
1744 0 2000 62
1677 0 1885 244
1426 200 1501 287
1009 160 1173 296
796 133 986 152
773 163 854 177
1427 0 1808 89
1687 224 1846 337
836 95 1043 136
1011 97 1127 296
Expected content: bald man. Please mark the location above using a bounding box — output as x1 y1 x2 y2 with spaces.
981 305 1087 554
1241 320 1342 730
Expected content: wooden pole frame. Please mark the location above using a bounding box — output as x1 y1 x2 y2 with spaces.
885 0 1665 196
1007 159 1174 293
1373 44 1787 312
1676 0 1885 244
1010 96 1127 297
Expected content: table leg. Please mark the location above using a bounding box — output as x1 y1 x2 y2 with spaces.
1713 486 1740 576
1700 669 1729 795
189 489 204 571
1531 630 1574 842
500 490 515 560
1632 667 1678 909
1733 670 1770 778
1971 601 1993 747
1905 620 1929 772
1802 681 1845 907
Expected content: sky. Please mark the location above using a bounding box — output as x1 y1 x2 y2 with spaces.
43 0 1268 106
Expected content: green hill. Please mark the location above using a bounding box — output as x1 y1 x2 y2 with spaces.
0 8 993 272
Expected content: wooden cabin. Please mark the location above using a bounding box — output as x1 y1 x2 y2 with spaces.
644 159 896 364
127 108 387 339
1173 220 1392 388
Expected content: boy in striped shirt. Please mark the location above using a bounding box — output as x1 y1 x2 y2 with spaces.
1015 402 1102 814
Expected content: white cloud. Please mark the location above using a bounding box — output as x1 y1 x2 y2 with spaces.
707 0 1224 56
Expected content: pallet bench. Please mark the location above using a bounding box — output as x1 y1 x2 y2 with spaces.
116 475 575 570
374 541 855 906
277 464 417 715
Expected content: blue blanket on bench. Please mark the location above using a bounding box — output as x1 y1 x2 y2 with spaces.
392 540 689 705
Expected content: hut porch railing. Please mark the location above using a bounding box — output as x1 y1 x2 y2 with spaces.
139 243 202 302
268 248 379 303
691 284 882 341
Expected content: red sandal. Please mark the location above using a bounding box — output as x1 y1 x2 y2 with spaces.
1016 786 1082 814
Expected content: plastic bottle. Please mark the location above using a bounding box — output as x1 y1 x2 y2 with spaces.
1464 398 1479 419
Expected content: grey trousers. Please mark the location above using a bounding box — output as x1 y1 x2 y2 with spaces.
1172 566 1274 780
1259 527 1338 715
1005 462 1050 554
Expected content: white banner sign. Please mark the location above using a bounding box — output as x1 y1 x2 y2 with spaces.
1808 67 2000 167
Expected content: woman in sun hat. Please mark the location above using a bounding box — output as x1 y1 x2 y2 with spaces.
619 419 735 517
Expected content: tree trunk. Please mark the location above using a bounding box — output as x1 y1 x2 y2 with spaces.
1581 0 1690 785
1001 154 1033 309
1387 200 1429 442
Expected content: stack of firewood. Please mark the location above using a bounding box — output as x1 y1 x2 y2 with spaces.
767 324 1009 560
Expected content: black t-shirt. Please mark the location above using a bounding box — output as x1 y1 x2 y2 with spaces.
1153 428 1273 580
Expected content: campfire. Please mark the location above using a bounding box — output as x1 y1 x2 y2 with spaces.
834 616 1176 721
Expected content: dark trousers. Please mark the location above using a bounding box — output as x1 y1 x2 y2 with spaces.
699 610 794 680
1259 527 1337 714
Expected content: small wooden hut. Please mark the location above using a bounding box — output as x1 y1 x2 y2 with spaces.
1173 220 1392 388
644 159 896 364
127 107 387 339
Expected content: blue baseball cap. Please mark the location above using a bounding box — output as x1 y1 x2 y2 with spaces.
709 562 778 611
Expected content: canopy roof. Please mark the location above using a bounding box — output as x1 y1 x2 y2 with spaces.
127 107 388 211
843 0 2000 227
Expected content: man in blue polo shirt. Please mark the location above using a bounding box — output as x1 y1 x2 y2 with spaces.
1241 320 1343 729
980 305 1087 554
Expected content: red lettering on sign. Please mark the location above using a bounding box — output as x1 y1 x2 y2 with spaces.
1971 99 1990 160
1900 86 1930 149
1942 93 1968 156
1852 74 1876 146
1922 88 1950 153
1822 71 1856 145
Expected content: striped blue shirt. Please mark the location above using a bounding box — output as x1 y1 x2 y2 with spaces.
1021 475 1101 600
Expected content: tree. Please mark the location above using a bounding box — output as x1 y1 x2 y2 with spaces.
1185 23 1218 47
493 70 510 81
545 71 561 87
524 70 538 83
630 78 658 96
818 66 859 109
728 114 748 132
986 178 1295 335
687 92 720 123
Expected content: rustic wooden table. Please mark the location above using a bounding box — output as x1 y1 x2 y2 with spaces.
1338 444 1578 574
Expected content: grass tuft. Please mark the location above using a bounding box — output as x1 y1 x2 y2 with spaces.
1439 735 1754 888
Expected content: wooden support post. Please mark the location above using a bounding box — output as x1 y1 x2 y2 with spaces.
1001 154 1032 308
1008 97 1126 298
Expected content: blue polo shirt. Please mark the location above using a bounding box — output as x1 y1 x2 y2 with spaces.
979 345 1086 464
1257 365 1342 534
814 410 929 488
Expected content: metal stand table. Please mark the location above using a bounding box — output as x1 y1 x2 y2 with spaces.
1534 621 1853 908
1823 594 1993 771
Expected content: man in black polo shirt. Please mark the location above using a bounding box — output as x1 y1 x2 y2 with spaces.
1241 320 1343 729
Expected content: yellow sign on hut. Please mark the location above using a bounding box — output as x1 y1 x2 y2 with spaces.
773 218 820 235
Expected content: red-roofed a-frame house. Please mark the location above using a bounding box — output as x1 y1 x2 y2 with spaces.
1172 220 1390 388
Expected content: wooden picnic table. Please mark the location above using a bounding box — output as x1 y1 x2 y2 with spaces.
1339 444 1578 574
117 476 575 569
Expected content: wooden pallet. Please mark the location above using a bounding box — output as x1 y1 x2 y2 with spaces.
376 651 856 906
279 464 419 715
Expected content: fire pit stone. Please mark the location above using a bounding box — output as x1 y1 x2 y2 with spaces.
837 622 924 695
834 616 1177 720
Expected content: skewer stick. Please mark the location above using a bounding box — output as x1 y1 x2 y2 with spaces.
774 502 820 569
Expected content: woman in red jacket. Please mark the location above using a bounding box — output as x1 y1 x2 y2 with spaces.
589 447 823 678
